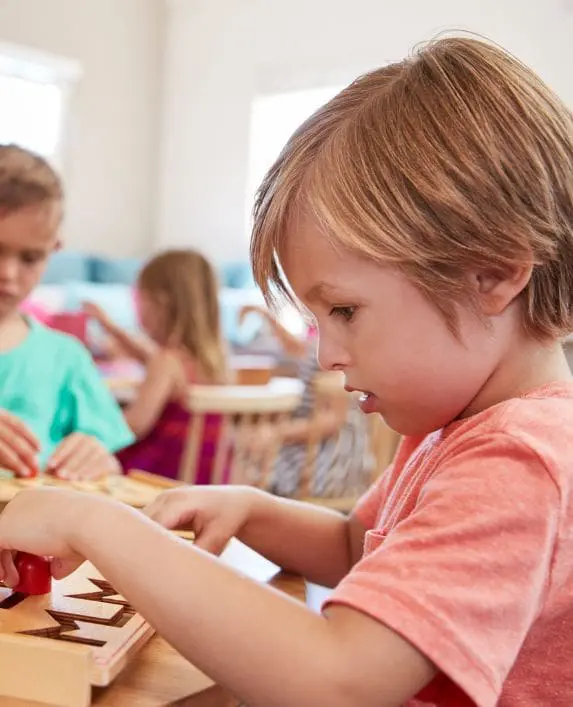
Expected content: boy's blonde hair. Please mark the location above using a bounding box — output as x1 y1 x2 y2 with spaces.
251 37 573 339
138 249 229 384
0 144 63 213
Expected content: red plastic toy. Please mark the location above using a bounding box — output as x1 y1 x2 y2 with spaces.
13 552 52 595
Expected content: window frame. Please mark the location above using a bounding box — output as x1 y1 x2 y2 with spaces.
0 41 82 172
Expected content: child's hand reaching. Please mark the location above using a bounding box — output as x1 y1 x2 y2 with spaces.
46 433 120 481
0 409 40 477
144 485 259 555
0 487 89 585
238 304 268 324
82 301 110 326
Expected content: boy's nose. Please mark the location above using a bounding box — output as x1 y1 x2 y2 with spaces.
317 336 351 372
0 256 18 289
0 255 19 283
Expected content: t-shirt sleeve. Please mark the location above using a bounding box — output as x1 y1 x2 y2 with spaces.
353 474 386 529
62 344 135 453
353 434 423 530
325 433 560 707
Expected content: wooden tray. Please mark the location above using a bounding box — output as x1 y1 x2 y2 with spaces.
0 470 182 512
0 562 154 707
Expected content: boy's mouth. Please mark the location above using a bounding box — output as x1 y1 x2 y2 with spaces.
345 385 379 414
358 391 379 414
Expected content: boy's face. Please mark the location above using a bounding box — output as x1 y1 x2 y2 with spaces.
0 202 61 319
282 217 516 436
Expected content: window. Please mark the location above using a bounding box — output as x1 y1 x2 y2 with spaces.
246 86 343 335
0 42 81 167
245 86 343 231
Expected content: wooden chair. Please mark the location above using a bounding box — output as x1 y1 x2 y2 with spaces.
296 371 401 513
178 378 303 485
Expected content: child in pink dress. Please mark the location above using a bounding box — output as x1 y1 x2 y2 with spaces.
85 249 229 481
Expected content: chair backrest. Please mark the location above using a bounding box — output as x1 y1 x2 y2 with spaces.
297 371 401 505
179 378 303 486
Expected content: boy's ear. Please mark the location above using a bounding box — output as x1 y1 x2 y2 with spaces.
53 239 62 252
470 263 533 317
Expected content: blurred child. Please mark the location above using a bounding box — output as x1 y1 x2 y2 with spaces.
240 304 371 498
3 37 573 706
85 249 229 481
0 144 133 480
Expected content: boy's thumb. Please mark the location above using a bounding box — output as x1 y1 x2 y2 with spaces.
51 555 85 580
193 528 230 556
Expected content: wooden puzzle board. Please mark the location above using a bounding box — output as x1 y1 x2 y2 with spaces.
0 470 179 512
0 562 154 707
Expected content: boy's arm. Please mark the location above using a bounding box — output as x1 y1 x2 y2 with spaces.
75 500 436 707
239 491 368 587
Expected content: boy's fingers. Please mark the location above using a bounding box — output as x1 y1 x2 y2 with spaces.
0 441 35 477
50 555 85 580
0 429 38 464
193 527 230 556
0 413 40 451
47 434 83 470
54 445 96 480
0 550 19 588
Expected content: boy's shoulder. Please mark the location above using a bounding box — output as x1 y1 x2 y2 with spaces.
436 381 573 489
449 381 573 443
30 320 91 360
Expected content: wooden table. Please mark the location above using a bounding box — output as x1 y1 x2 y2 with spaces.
0 542 305 707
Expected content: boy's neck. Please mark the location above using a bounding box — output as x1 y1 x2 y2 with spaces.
0 310 31 353
463 337 572 419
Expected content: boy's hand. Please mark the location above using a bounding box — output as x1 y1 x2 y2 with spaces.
0 410 40 477
0 487 89 584
144 485 259 555
47 433 120 481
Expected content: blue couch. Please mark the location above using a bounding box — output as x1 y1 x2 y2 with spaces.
33 251 265 349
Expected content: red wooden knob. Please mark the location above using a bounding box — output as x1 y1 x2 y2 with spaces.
13 552 52 595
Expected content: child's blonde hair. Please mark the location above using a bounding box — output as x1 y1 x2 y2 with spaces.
138 249 229 384
251 36 573 340
0 144 63 213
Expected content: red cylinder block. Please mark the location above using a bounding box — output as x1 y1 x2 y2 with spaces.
13 552 52 595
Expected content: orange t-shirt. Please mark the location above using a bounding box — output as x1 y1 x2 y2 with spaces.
325 382 573 706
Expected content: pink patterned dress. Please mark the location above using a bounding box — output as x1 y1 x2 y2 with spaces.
116 361 224 483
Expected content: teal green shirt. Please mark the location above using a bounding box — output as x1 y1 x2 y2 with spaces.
0 318 134 467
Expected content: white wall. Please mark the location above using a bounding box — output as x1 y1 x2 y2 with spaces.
158 0 573 263
0 0 164 257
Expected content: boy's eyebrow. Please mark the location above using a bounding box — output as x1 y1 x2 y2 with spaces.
305 281 357 303
305 281 336 303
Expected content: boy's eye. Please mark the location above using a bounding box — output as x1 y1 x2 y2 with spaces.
330 306 357 322
21 252 45 265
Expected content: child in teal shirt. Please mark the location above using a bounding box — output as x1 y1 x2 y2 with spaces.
0 144 133 479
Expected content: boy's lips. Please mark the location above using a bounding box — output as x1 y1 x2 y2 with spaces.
344 385 379 414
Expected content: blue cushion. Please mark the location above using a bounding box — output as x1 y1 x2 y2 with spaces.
41 252 91 284
91 256 142 285
219 261 255 289
64 282 139 332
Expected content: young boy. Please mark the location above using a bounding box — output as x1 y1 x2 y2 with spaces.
0 145 133 479
1 37 573 706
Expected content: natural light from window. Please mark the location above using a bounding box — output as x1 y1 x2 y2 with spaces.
0 75 63 159
245 85 343 232
245 86 343 334
0 44 80 167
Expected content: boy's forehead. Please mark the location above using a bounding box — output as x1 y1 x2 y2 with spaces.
0 203 61 250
